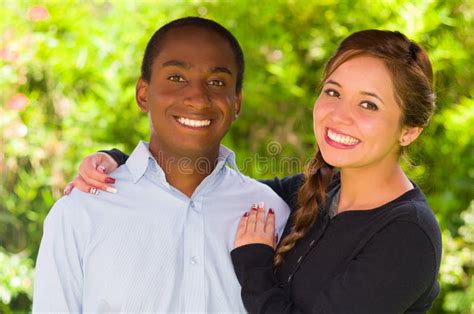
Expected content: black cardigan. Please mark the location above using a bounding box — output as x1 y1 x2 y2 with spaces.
105 150 442 313
232 174 442 314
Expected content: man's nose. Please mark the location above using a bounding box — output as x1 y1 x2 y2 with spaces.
183 82 211 109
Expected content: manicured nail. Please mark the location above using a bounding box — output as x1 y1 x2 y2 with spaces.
106 187 117 194
258 201 264 209
63 187 71 195
98 165 107 173
89 187 99 195
269 208 274 214
243 212 249 217
105 177 116 184
251 203 258 211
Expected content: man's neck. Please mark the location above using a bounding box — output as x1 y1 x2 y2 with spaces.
149 144 220 198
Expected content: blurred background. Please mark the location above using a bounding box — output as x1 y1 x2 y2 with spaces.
1 0 473 312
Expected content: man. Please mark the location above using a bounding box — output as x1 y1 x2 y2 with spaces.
33 17 290 312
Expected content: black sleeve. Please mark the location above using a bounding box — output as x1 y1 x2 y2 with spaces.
259 174 304 211
99 148 129 166
231 221 438 314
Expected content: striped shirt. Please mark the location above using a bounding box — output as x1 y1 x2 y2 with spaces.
33 141 290 313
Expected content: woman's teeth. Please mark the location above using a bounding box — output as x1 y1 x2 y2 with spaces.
177 117 211 127
327 129 360 145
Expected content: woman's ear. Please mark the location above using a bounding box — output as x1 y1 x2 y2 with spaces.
400 126 423 146
136 79 149 112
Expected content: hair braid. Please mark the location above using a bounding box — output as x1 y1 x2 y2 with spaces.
274 151 334 266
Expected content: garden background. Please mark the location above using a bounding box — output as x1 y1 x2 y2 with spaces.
1 0 473 312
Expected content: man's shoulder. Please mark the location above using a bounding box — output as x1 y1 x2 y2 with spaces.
222 168 288 204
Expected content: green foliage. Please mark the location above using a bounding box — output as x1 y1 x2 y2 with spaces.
1 0 473 312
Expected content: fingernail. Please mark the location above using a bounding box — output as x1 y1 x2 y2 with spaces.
251 203 258 211
269 208 274 214
106 187 117 194
243 212 249 217
105 177 116 184
89 187 99 195
258 201 264 209
63 187 71 195
98 166 107 173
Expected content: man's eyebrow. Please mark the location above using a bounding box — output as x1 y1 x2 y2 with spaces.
161 61 232 76
361 91 385 104
210 66 233 75
161 60 191 69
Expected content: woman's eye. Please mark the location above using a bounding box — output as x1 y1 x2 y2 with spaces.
168 75 185 82
360 101 379 111
208 80 225 87
324 89 340 98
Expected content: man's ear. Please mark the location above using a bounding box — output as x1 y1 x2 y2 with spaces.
233 91 242 120
136 78 149 112
399 126 423 146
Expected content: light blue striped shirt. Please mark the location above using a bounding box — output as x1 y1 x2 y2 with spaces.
33 141 290 313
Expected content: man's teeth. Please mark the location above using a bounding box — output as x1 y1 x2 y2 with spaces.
177 117 211 127
327 129 360 145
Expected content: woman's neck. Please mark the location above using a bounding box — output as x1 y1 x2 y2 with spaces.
337 162 413 213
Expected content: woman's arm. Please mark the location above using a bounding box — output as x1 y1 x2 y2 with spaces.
231 219 438 313
63 148 129 195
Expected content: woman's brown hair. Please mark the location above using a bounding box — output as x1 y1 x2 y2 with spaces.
274 30 436 266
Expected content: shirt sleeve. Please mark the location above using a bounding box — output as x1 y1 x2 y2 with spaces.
33 200 85 313
231 220 438 314
99 148 129 166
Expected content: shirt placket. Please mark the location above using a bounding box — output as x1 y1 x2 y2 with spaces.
183 198 205 313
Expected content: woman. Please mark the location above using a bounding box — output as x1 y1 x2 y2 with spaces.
65 30 441 312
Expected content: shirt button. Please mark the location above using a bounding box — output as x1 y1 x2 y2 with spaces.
190 201 195 208
190 256 198 265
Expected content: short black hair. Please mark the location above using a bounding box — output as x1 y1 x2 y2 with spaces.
141 16 245 93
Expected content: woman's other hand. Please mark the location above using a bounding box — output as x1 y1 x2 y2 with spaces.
234 202 277 249
63 152 118 195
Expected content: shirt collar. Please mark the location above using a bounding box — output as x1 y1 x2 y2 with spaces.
126 141 243 184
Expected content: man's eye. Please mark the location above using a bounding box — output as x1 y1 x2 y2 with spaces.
360 101 379 111
168 75 185 82
208 80 225 87
324 89 340 98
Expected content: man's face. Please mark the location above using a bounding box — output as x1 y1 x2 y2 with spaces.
137 26 242 160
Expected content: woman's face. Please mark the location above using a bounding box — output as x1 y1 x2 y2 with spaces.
313 55 415 171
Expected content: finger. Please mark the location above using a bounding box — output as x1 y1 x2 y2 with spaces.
79 165 112 186
78 173 117 194
72 174 113 195
265 208 276 235
79 152 116 183
236 212 249 236
71 174 95 194
63 182 74 195
247 204 258 232
255 202 266 233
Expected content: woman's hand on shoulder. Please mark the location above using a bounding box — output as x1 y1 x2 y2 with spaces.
64 152 118 195
234 202 277 250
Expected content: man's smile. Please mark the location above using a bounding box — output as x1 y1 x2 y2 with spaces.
175 116 212 128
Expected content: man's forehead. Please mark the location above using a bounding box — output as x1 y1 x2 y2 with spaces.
155 28 237 71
